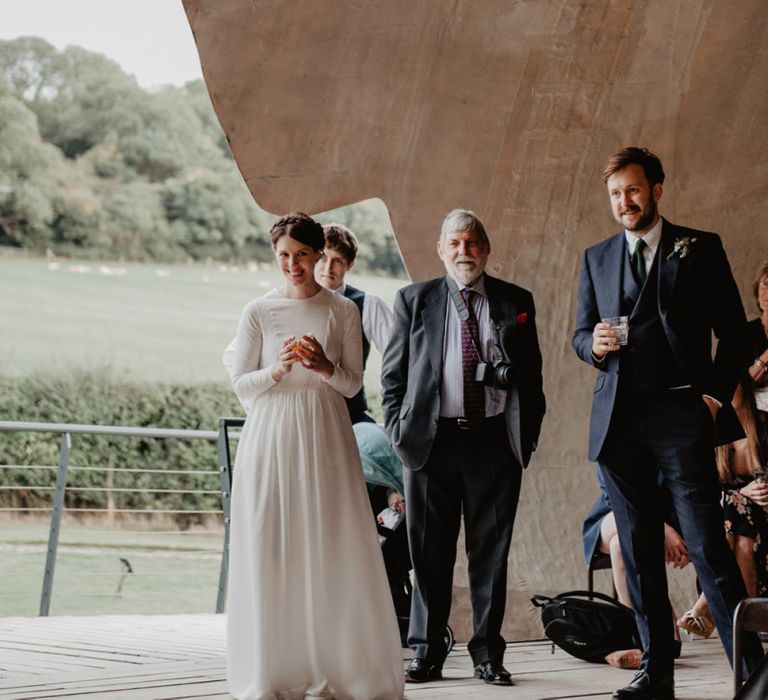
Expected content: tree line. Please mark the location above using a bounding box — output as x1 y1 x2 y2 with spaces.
0 37 404 275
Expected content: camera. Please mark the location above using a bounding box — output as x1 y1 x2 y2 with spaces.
474 360 516 389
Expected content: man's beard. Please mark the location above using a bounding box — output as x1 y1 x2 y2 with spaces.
446 257 484 285
623 198 657 232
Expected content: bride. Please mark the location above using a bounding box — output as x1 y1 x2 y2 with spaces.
226 212 404 700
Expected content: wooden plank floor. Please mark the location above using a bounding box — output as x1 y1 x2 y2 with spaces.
0 614 735 699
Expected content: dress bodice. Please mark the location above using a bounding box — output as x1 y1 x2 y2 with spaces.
230 287 363 400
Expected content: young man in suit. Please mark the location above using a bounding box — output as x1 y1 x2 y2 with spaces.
573 147 764 699
382 209 545 686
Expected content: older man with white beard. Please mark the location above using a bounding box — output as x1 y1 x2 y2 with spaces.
382 209 545 686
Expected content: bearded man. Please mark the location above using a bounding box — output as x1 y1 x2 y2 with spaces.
382 209 545 686
573 147 764 699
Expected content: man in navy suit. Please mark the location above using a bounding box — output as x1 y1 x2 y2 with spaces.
383 209 545 686
573 147 764 699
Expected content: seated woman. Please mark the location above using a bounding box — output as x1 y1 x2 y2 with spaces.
677 380 768 637
678 261 768 638
583 468 687 668
749 259 768 454
353 422 411 641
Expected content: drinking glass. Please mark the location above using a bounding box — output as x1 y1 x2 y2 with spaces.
602 315 629 346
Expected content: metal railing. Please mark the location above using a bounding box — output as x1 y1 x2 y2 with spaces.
0 419 242 616
215 417 245 613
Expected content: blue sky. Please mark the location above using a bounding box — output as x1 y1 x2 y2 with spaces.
0 0 203 87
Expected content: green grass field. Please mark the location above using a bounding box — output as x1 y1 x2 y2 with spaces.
0 520 225 616
0 255 407 413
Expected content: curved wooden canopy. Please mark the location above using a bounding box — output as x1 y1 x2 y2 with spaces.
184 0 768 283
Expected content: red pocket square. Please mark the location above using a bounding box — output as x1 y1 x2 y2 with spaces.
516 312 528 324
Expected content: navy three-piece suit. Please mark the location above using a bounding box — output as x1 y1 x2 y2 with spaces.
573 218 764 677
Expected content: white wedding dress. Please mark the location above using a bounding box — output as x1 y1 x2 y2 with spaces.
226 287 404 700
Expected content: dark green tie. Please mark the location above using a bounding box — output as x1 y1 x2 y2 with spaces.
632 239 647 286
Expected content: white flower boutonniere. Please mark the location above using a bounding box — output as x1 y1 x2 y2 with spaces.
666 236 698 260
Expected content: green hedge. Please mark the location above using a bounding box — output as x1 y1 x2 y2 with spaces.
0 372 244 524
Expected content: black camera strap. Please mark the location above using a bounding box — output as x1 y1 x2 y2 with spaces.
445 275 470 321
445 275 484 360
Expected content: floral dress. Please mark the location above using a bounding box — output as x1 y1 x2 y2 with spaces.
722 475 768 596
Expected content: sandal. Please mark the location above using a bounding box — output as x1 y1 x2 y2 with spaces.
676 609 715 639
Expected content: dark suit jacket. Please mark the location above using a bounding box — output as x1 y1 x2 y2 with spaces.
381 273 545 471
572 219 749 461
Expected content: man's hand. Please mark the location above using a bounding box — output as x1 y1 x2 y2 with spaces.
702 395 719 422
663 524 690 569
592 322 621 360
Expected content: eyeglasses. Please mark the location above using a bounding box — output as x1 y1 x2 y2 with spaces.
760 282 768 290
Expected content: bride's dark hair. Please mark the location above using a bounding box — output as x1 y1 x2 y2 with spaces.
269 212 325 252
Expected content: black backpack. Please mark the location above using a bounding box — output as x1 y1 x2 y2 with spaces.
531 590 642 663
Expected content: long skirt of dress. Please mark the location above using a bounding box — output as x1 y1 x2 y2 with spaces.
227 385 405 700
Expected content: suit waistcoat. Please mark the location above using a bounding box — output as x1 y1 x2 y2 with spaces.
343 284 371 422
619 245 688 392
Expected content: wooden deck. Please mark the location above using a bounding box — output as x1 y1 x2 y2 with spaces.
0 614 735 699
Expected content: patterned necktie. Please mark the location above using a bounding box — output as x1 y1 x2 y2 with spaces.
632 239 647 286
460 288 485 421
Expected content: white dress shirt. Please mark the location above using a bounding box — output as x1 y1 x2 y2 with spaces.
440 274 506 418
336 283 393 354
624 217 662 275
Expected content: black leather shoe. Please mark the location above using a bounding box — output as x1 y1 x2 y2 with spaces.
404 658 443 683
474 661 514 686
612 671 675 699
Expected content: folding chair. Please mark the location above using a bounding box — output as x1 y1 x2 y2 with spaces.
587 551 617 599
733 597 768 694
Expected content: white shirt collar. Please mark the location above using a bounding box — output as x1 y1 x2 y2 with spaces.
450 273 488 297
624 217 662 254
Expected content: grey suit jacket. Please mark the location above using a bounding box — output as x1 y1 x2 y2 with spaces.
572 219 749 461
381 273 545 471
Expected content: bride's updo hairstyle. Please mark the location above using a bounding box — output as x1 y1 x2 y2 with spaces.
269 212 325 252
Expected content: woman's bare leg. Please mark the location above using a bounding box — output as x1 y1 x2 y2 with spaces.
734 535 758 597
598 512 632 607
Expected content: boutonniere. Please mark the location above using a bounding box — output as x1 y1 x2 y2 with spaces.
516 312 528 324
666 236 697 260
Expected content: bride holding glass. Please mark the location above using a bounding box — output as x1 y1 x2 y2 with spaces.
226 213 404 700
